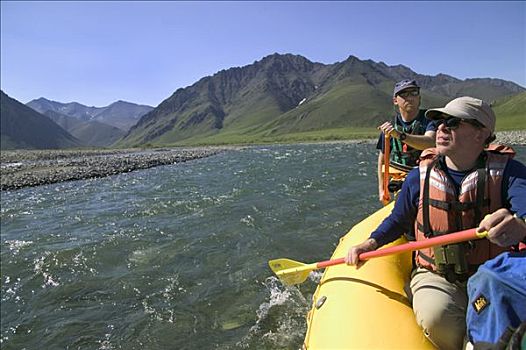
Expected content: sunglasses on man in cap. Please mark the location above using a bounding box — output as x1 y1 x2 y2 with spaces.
397 89 420 98
436 115 486 131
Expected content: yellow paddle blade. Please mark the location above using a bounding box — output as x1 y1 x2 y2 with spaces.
268 258 317 286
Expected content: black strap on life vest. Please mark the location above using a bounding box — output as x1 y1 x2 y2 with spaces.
418 250 436 265
428 199 488 212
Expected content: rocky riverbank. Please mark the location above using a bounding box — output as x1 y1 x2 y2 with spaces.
0 147 236 191
494 130 526 146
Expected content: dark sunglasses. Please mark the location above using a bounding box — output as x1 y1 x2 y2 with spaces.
397 89 420 98
437 117 485 130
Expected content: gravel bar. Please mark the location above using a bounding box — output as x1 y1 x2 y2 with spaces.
0 147 237 191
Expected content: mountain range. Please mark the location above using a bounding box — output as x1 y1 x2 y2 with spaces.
117 53 525 146
2 53 524 150
26 98 153 131
1 93 153 149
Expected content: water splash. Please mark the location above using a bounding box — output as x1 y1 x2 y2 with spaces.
236 277 311 348
33 253 60 288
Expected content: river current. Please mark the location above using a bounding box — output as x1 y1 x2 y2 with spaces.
2 143 525 349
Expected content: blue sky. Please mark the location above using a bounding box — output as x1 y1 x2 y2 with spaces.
1 1 524 107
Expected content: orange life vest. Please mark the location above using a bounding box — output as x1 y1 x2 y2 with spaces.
414 145 516 276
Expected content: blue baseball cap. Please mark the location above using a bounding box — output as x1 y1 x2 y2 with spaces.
393 79 420 96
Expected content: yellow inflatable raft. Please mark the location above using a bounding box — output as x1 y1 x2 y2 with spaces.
303 202 435 349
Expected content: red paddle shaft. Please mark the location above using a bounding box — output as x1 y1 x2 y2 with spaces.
315 228 485 269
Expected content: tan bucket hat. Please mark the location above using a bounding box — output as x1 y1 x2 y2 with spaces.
425 96 496 133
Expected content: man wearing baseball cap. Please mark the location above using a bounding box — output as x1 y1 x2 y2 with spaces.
376 79 437 203
425 96 497 144
347 96 526 349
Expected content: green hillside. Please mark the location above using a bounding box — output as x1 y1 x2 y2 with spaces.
493 92 526 131
165 88 524 146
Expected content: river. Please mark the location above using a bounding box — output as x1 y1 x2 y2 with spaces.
2 143 525 349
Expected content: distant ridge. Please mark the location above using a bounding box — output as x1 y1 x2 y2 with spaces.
117 53 525 146
43 110 125 147
27 98 153 131
1 91 82 150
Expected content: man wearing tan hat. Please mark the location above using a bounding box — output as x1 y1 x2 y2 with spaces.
346 96 526 349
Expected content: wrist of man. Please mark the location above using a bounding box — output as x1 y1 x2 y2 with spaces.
366 238 378 250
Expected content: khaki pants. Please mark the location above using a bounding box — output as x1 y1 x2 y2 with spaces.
409 268 468 350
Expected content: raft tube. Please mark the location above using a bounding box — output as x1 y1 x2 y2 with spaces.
303 202 435 349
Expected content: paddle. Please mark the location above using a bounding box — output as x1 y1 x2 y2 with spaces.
269 228 488 286
382 133 391 205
